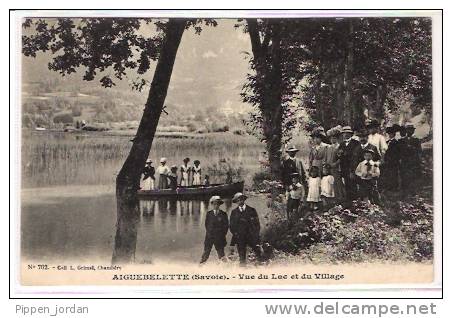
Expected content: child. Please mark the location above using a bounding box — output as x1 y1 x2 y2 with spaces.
156 158 170 189
355 148 380 203
180 157 191 187
286 172 304 220
141 159 155 190
167 165 178 190
192 160 202 185
306 166 321 211
203 175 210 186
320 164 335 210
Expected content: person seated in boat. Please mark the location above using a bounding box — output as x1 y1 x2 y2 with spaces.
168 165 178 190
180 157 191 186
141 159 155 190
203 175 210 187
156 158 170 189
192 160 202 185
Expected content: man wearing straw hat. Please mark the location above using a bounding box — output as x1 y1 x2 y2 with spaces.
282 145 307 189
230 192 262 265
200 196 229 264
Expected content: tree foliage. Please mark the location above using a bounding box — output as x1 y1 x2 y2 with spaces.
22 18 217 89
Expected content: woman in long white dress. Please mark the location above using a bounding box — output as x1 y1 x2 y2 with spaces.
192 160 202 185
141 158 155 190
180 157 191 186
156 157 170 189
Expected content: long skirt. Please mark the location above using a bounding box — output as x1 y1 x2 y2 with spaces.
158 174 168 189
142 177 155 190
193 173 201 185
180 172 190 186
331 169 345 202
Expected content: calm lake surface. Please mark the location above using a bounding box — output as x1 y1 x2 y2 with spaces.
21 186 270 264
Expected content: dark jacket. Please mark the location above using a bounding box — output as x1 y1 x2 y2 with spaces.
282 157 307 188
401 136 422 169
384 138 400 168
204 210 229 247
338 138 360 177
352 143 380 171
230 205 260 246
142 165 155 181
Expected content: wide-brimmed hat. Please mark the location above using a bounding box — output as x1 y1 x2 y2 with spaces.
160 157 167 163
356 129 369 137
405 122 415 129
290 172 300 177
146 159 153 164
311 127 326 138
209 195 224 205
285 145 299 153
366 119 379 128
341 126 354 134
183 157 190 162
327 126 342 137
232 192 248 203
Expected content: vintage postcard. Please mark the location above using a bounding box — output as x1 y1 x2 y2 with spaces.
11 10 442 295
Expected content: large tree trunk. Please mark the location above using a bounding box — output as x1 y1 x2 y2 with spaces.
343 20 354 126
112 19 186 264
247 19 283 180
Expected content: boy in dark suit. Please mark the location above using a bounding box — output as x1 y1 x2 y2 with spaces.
199 196 229 264
229 192 262 266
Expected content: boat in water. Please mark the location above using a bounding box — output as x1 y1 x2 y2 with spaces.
138 181 244 200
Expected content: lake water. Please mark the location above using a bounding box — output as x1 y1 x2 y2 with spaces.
21 186 270 264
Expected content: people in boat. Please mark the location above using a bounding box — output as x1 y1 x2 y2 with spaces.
168 165 178 190
156 158 170 189
203 175 210 186
141 158 155 190
199 196 229 264
180 157 192 187
229 192 262 266
192 160 202 185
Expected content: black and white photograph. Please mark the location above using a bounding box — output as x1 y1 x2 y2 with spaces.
12 10 441 288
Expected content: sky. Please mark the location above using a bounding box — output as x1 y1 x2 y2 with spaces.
22 19 254 114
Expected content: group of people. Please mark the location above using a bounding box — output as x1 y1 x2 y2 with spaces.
200 192 264 266
283 119 423 218
142 157 207 190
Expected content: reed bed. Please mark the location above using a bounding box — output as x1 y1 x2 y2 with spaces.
21 131 266 188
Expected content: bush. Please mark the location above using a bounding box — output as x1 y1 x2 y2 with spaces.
262 199 433 263
252 170 273 191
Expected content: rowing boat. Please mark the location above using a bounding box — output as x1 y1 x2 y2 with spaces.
137 181 244 199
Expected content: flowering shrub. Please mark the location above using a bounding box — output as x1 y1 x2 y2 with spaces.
262 198 433 263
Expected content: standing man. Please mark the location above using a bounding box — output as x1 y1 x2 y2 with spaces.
400 122 423 196
200 196 229 264
381 125 401 192
230 192 262 266
282 145 307 190
338 126 360 204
